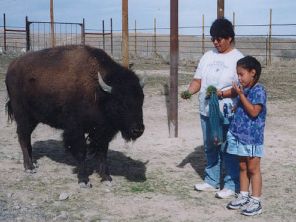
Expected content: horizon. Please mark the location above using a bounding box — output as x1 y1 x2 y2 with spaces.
1 0 296 36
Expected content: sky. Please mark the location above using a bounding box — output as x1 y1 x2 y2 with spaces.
1 0 296 36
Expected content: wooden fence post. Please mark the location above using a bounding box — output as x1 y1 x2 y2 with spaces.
81 18 85 45
134 20 137 56
265 36 268 66
268 8 272 65
232 12 235 32
102 20 105 50
202 14 205 54
50 0 55 47
110 18 113 55
3 13 7 51
122 0 129 67
217 0 224 18
169 0 179 138
25 16 30 51
154 18 157 55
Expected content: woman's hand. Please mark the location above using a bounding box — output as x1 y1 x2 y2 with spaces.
217 90 223 99
181 79 201 100
180 90 192 99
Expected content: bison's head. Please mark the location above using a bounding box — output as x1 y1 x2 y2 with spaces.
98 71 145 141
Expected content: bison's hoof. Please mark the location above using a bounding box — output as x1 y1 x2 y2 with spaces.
86 151 96 160
102 180 113 187
25 168 37 174
100 175 112 182
79 182 92 189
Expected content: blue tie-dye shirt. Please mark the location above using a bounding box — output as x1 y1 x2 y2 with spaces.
229 83 267 145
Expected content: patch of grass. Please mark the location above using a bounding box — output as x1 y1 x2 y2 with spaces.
130 182 155 193
115 169 194 200
261 63 296 102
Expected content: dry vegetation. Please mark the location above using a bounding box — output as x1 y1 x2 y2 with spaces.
0 53 296 221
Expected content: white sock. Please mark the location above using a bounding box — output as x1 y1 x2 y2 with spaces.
240 191 249 197
251 196 261 201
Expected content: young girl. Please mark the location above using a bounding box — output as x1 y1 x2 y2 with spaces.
219 56 267 216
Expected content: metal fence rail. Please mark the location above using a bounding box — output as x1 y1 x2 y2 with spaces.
1 13 296 64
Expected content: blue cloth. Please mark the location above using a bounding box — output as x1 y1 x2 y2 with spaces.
227 131 264 157
229 84 267 145
200 114 240 192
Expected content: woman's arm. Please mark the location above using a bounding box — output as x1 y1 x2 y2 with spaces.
181 79 201 99
188 79 201 94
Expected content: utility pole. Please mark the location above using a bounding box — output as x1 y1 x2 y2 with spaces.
122 0 129 67
217 0 224 18
50 0 55 47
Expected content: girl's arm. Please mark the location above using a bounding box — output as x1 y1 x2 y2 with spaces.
217 87 237 98
233 82 262 118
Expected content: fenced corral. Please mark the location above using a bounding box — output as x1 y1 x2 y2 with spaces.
28 21 84 51
1 13 296 64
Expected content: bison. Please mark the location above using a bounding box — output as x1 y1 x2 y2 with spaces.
5 45 145 187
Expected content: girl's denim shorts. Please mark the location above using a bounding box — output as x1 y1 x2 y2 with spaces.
226 131 264 157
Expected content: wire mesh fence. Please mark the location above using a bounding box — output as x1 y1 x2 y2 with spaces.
1 14 296 65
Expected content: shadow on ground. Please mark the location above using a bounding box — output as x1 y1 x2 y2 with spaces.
177 145 205 179
32 139 147 182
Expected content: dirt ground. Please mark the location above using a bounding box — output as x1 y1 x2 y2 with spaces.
0 55 296 222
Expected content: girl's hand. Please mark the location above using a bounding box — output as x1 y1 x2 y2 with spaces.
232 82 243 95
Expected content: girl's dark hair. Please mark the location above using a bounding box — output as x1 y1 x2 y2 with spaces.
210 18 235 43
237 56 262 82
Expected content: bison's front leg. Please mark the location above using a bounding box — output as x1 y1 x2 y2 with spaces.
97 142 112 182
63 129 91 188
88 137 112 182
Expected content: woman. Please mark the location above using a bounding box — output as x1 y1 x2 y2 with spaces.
181 18 243 199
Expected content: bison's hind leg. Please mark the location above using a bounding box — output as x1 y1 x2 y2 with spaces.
63 128 92 188
16 118 37 173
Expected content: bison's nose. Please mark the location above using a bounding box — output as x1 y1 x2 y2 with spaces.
131 124 145 138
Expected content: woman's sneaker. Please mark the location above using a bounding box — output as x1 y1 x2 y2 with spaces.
227 194 250 210
215 188 235 199
241 197 262 216
194 182 219 192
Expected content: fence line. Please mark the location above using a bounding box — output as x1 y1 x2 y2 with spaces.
1 13 296 65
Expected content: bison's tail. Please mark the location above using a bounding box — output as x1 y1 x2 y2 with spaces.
5 100 14 122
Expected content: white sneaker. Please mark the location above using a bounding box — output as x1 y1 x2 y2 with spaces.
215 188 235 199
241 197 262 216
194 183 219 192
227 194 250 209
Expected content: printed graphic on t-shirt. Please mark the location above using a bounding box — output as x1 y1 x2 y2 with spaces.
205 61 228 87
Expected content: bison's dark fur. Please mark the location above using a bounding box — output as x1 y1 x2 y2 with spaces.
5 45 145 187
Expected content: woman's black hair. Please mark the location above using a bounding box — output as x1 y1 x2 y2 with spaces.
210 18 235 43
237 56 262 83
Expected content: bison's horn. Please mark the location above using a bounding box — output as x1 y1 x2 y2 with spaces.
139 76 146 88
98 72 112 93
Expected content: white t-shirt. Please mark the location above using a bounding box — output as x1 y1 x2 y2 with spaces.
194 48 244 116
